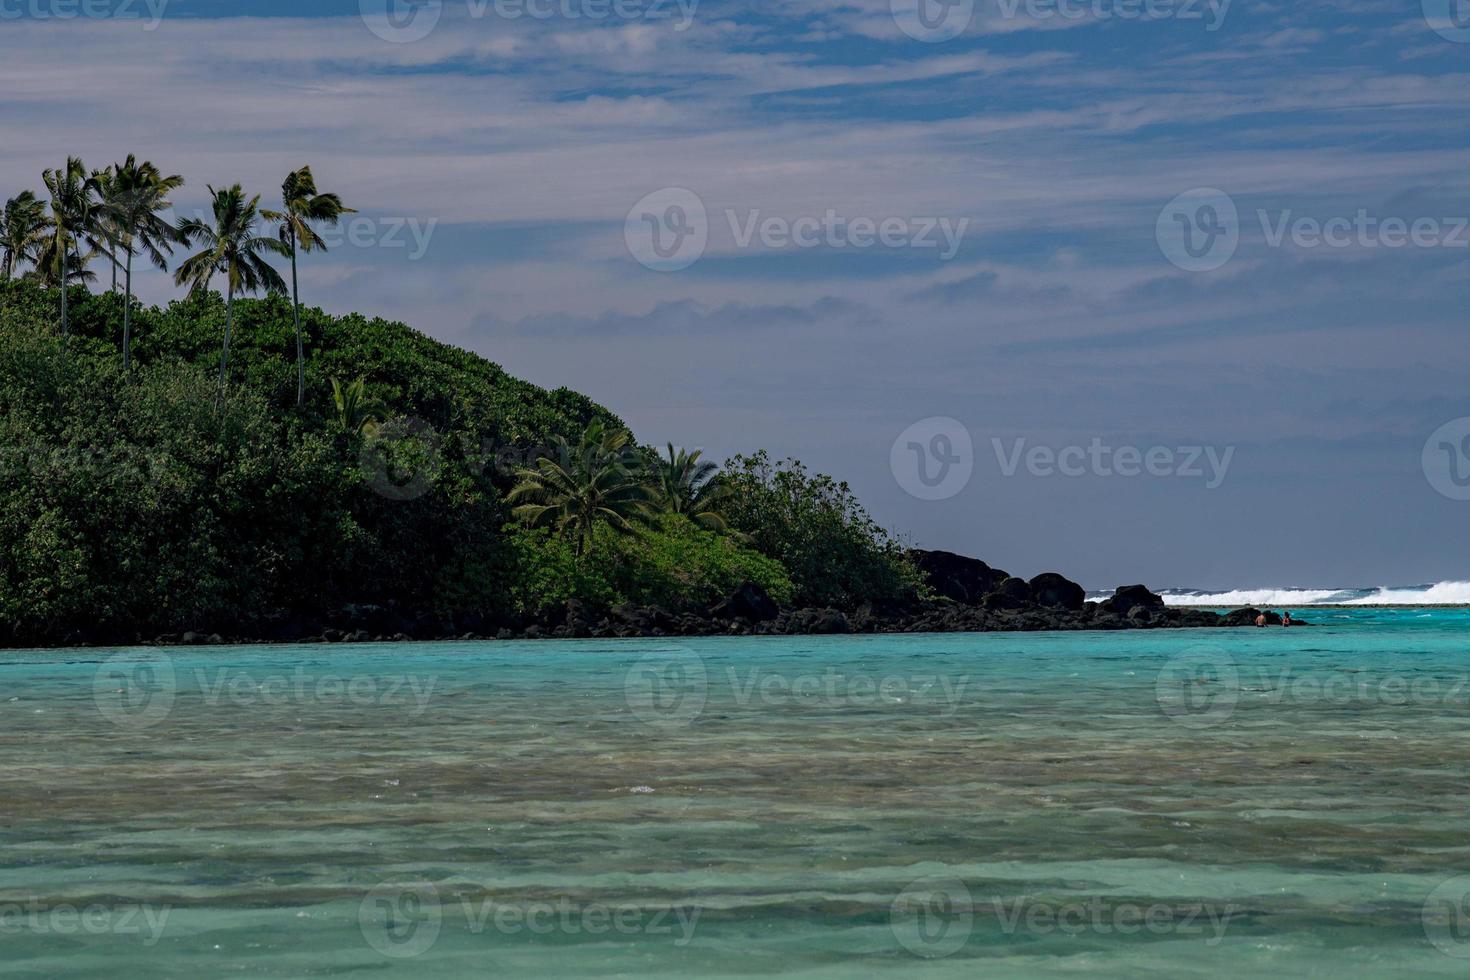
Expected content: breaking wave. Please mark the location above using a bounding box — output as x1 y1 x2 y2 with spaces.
1147 582 1470 607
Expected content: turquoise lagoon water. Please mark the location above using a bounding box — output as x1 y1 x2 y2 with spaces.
5 608 1470 977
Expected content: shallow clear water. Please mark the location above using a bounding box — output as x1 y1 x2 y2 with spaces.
5 609 1470 977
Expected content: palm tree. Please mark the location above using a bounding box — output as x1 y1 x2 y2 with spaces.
100 156 184 371
654 444 732 532
174 185 287 400
1 192 49 282
331 376 384 435
264 167 354 408
39 157 100 337
509 420 655 558
89 165 121 294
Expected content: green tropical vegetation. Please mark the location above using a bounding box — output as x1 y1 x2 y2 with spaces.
0 157 923 646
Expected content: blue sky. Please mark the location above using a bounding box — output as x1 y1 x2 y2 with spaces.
2 0 1468 588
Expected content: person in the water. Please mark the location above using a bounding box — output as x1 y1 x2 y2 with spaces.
1282 611 1293 627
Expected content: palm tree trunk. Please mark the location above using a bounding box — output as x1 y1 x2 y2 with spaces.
218 286 234 401
291 229 304 408
122 248 133 372
59 246 69 339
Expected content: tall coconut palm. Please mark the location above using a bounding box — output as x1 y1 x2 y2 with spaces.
264 167 354 408
653 444 735 532
1 191 50 282
39 158 100 337
509 420 655 558
173 184 287 400
89 165 121 294
100 156 184 371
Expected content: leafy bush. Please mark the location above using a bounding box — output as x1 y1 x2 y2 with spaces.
506 515 793 618
720 451 923 610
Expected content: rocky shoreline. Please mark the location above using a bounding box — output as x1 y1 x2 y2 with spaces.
7 550 1304 648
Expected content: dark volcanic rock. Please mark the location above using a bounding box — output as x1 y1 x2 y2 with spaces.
910 550 1009 604
1106 584 1165 617
711 581 780 622
996 577 1034 602
1028 573 1086 611
982 592 1029 611
784 608 851 634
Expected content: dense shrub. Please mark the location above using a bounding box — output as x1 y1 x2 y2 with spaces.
0 279 918 642
507 516 794 618
721 452 924 609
